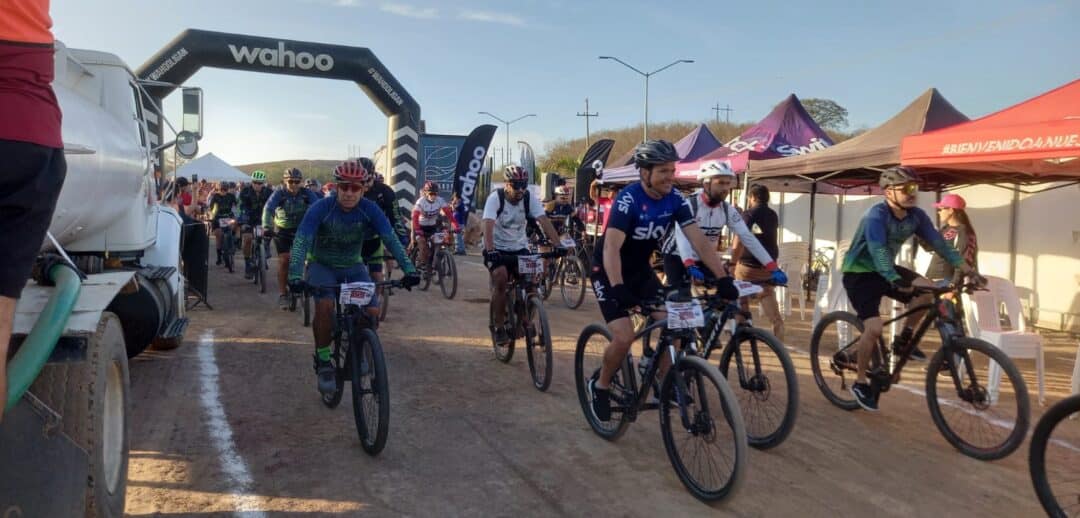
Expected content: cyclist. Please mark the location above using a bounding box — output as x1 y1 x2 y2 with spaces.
305 178 324 198
207 181 239 266
411 180 462 279
483 165 567 345
359 157 404 282
586 140 732 422
238 170 273 279
263 167 321 309
288 161 420 395
840 166 974 411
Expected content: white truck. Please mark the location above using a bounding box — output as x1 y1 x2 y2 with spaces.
0 41 202 517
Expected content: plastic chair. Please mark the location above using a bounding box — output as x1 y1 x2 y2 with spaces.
962 275 1046 405
777 241 808 320
812 240 850 327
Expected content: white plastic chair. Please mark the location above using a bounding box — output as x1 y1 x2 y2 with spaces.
777 241 808 320
962 275 1046 405
813 240 850 327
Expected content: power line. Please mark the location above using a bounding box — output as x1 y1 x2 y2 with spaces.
576 98 599 150
712 102 733 125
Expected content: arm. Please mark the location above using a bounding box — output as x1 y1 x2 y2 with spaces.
411 206 422 238
536 216 561 246
262 190 280 229
601 228 627 286
440 205 461 231
675 225 698 265
950 225 977 284
864 210 903 283
682 223 728 278
287 200 324 281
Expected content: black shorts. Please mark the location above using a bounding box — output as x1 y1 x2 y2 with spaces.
485 248 531 277
590 265 663 324
0 140 67 298
842 266 920 321
273 228 296 255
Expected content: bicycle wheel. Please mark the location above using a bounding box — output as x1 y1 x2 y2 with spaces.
559 255 587 310
524 295 553 392
809 311 863 411
1030 394 1080 518
439 251 458 300
321 337 346 408
223 238 234 273
573 323 634 440
716 327 799 450
659 355 748 503
490 297 514 363
350 327 389 455
925 337 1030 461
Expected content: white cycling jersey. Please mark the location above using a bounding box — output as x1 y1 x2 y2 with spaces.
664 190 774 267
413 196 449 226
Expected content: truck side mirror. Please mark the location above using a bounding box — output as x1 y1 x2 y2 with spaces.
181 87 203 139
176 131 198 159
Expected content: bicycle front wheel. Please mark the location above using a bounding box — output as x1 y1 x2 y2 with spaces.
659 355 748 503
716 327 798 449
559 255 587 310
350 327 389 456
524 295 553 391
439 251 458 299
926 337 1030 461
1030 394 1080 518
809 311 863 411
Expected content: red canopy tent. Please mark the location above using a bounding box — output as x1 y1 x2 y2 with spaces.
901 78 1080 184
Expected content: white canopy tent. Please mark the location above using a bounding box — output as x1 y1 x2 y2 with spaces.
175 153 250 183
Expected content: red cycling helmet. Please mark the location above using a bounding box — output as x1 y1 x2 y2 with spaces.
333 160 371 184
422 180 438 193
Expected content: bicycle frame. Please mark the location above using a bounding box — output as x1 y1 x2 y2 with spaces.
617 308 703 431
700 300 766 392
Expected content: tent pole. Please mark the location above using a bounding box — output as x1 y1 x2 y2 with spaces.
778 191 785 242
1008 187 1020 282
808 181 818 282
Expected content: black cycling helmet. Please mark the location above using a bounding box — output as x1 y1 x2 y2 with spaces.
284 167 303 180
878 165 919 189
633 139 679 169
357 157 376 176
304 178 319 188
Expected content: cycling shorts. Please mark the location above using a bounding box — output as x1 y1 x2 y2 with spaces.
273 227 296 255
306 262 378 306
842 266 920 321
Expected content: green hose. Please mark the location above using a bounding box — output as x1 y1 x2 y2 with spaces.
5 264 82 412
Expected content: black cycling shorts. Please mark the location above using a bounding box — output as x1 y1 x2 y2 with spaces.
484 248 531 277
273 228 296 255
590 263 662 324
842 266 920 321
0 140 67 298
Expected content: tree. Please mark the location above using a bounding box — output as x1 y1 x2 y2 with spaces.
802 98 849 131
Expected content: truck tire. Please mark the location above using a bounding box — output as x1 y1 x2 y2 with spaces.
29 312 130 517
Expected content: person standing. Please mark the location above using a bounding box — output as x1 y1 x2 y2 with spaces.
732 184 785 341
0 0 67 422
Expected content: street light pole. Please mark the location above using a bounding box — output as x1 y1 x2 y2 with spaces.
599 56 693 141
479 111 536 167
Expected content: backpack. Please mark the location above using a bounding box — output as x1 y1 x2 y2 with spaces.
496 189 535 225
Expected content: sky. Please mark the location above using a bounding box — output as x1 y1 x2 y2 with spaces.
52 0 1080 166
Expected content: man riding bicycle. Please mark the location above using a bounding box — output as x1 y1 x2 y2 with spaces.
263 167 320 309
841 166 975 411
359 157 405 283
207 180 239 266
411 180 462 279
238 170 273 279
483 165 567 346
587 140 733 422
287 161 420 395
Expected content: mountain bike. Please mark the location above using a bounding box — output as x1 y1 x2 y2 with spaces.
810 275 1030 460
488 249 562 391
217 217 236 273
536 237 587 310
250 226 270 293
574 292 748 502
310 279 404 455
431 230 459 300
1030 393 1080 517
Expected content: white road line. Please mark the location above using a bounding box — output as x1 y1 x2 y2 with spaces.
198 330 267 518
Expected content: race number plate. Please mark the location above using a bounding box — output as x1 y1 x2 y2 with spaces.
433 232 448 244
666 300 705 329
340 281 376 306
560 237 577 249
734 280 764 297
218 218 233 227
517 255 542 275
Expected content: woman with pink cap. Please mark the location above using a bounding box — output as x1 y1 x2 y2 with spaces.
923 193 979 285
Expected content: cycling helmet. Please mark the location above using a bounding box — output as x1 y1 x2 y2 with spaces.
697 160 736 181
357 157 376 175
284 167 303 180
633 139 679 169
304 178 319 188
422 180 438 194
878 165 919 189
554 185 571 196
591 159 604 179
250 170 267 183
375 173 385 183
503 164 528 182
333 160 370 183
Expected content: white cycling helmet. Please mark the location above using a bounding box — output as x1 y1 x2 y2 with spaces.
698 160 736 181
554 185 571 196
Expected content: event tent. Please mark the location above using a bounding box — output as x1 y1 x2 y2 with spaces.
601 124 723 183
175 152 251 183
901 78 1080 184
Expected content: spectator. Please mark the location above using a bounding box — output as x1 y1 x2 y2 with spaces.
923 193 978 285
732 184 785 341
449 192 467 255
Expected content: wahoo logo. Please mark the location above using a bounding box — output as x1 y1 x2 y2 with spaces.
775 137 830 157
228 42 334 72
457 145 486 209
632 221 666 240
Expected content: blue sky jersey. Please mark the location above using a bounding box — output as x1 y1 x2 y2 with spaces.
288 197 415 281
842 202 964 283
594 183 695 276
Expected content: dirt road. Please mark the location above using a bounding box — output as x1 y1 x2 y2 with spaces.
123 252 1051 516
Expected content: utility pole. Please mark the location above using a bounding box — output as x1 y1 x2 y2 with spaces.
576 98 599 150
712 103 733 125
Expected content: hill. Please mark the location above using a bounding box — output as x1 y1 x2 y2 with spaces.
234 159 339 185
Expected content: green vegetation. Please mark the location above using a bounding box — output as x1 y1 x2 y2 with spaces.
234 159 339 185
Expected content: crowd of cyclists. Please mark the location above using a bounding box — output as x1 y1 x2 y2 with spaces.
187 139 1034 504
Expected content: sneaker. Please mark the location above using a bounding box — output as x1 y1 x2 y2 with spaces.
278 294 290 310
588 378 611 422
244 259 255 279
314 357 337 395
851 382 878 412
494 326 510 346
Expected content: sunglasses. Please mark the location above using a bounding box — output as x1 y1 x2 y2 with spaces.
889 184 918 196
509 181 528 190
286 180 302 185
337 183 364 193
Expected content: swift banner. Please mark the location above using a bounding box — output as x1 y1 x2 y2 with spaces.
452 124 497 220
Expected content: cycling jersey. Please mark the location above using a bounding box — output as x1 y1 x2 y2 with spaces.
263 187 320 230
288 197 415 282
665 190 774 268
364 182 406 241
592 183 695 280
412 196 457 229
842 202 963 284
207 192 237 221
237 185 272 224
482 189 545 251
546 203 574 234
